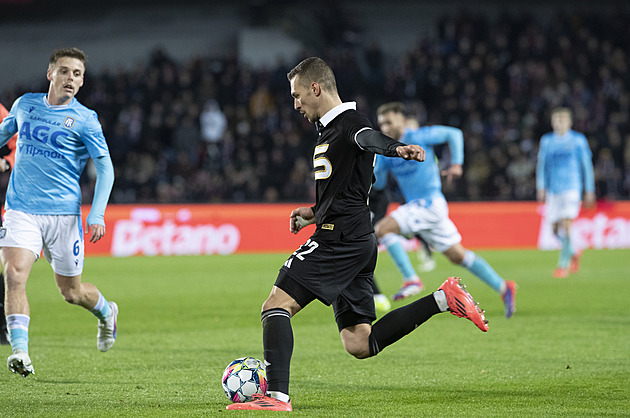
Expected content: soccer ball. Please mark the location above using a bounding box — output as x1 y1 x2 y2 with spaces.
222 356 267 403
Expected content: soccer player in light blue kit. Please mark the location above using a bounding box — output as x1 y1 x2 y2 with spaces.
0 48 117 377
373 102 516 318
536 107 595 278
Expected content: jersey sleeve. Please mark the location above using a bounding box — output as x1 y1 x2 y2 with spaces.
355 128 402 157
3 136 17 168
425 126 464 165
341 111 401 156
578 134 595 193
82 111 110 158
86 155 115 226
342 111 373 141
0 98 20 147
536 135 549 191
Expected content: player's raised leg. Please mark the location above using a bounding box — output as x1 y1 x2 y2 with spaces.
438 277 489 331
344 276 488 362
55 273 118 352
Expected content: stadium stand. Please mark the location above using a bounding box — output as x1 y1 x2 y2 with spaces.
1 1 629 203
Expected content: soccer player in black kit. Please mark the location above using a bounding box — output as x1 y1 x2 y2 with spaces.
227 57 489 412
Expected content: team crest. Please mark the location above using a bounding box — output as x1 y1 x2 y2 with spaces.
63 116 76 128
0 227 6 239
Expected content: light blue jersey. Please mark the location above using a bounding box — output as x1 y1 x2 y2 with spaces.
373 125 463 202
0 93 110 215
536 130 595 195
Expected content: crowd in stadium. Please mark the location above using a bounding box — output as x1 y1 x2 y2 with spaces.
1 8 629 204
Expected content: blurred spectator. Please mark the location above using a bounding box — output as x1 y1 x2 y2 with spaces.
594 148 621 199
200 99 227 161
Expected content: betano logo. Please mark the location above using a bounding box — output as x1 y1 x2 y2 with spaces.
110 207 241 256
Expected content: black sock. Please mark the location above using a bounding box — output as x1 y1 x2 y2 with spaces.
261 308 293 396
368 294 440 356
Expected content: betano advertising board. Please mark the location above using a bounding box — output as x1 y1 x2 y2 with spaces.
79 201 630 256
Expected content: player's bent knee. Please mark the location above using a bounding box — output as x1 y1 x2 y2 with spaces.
261 296 299 317
261 298 278 313
343 341 370 359
340 324 372 359
351 349 371 360
261 285 303 316
3 266 29 284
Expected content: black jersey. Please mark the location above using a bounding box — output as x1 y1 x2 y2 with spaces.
311 107 399 242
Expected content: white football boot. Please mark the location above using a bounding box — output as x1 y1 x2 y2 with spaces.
7 350 34 377
97 302 118 352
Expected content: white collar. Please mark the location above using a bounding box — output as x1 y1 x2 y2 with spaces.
319 101 356 127
43 95 72 109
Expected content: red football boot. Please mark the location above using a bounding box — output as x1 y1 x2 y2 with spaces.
438 277 489 332
226 394 292 411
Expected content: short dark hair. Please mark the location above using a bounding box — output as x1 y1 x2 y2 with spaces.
49 47 87 69
287 57 337 93
551 107 572 118
377 101 406 116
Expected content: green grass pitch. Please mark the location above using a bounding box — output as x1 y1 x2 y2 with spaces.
0 249 628 416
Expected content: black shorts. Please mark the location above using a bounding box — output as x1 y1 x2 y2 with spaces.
275 233 378 331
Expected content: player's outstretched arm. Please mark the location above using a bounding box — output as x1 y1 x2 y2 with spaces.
289 207 314 235
356 129 425 161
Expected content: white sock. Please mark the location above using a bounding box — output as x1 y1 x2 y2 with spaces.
498 281 507 294
433 290 449 312
267 391 290 403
